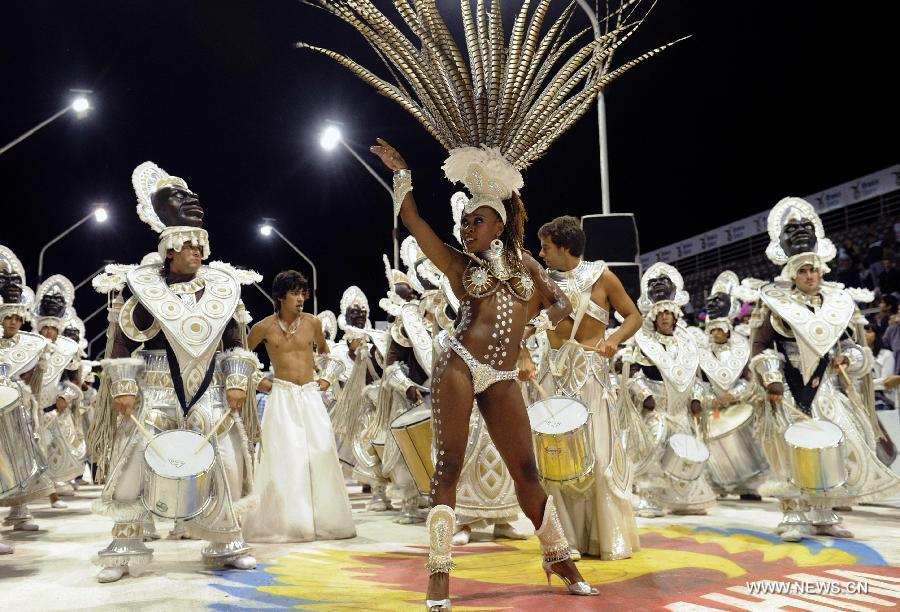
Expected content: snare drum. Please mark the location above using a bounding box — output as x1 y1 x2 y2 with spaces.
527 397 595 486
390 407 434 495
141 429 215 520
0 383 46 501
784 419 847 493
661 433 710 481
707 403 769 488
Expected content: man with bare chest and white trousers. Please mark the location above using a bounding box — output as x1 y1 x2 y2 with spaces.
241 271 356 543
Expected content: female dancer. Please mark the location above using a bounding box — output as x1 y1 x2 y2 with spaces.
371 139 599 610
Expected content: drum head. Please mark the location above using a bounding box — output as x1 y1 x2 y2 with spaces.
145 429 215 477
528 397 588 434
0 384 21 414
708 403 754 439
784 419 843 449
669 433 710 462
390 407 431 430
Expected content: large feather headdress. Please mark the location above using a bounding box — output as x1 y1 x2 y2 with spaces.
299 0 680 210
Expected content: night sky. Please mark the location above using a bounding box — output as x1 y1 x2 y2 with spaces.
2 1 897 352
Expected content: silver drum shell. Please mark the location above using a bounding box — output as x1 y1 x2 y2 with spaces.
785 421 847 494
660 434 710 481
141 432 215 520
0 384 46 500
707 410 769 488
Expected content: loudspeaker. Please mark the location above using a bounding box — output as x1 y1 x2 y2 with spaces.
580 213 640 264
607 263 642 305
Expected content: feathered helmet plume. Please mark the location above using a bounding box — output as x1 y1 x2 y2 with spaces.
299 0 682 216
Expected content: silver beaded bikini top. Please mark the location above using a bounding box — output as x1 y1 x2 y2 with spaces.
462 248 534 302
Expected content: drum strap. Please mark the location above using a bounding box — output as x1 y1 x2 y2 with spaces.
780 342 828 416
165 343 218 416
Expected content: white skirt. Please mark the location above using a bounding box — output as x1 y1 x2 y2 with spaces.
242 379 356 543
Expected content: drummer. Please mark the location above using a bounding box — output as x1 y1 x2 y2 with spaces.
750 197 900 542
0 247 56 551
533 216 642 560
32 277 83 510
626 263 717 516
329 285 392 511
92 162 259 582
697 271 767 500
373 257 431 523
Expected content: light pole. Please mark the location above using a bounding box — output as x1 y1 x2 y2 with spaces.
73 260 114 292
319 123 399 269
251 282 276 309
88 328 107 361
259 219 318 314
0 92 93 158
575 0 611 215
38 206 109 283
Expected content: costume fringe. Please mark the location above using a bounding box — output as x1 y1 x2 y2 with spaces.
91 498 146 522
616 362 654 463
331 355 368 436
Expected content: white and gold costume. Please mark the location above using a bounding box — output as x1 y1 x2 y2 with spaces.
91 162 260 581
418 243 521 541
750 197 900 542
536 259 638 559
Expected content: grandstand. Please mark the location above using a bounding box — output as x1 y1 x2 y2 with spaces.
639 166 900 314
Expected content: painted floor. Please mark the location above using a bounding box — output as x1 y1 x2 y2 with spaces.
2 485 899 611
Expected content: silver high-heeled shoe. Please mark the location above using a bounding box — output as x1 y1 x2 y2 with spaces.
535 495 599 596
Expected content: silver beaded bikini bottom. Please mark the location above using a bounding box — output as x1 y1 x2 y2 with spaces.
447 335 518 395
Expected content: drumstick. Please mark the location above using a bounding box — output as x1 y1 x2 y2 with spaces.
529 376 550 402
836 363 853 388
128 413 165 457
194 410 233 454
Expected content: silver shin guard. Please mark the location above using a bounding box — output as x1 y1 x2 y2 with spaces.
3 504 33 526
97 522 153 570
201 540 252 567
535 495 571 564
425 505 456 575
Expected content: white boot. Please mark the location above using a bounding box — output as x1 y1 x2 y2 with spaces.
492 523 527 541
366 488 393 512
13 521 38 531
452 526 471 546
225 554 257 570
0 541 13 555
814 523 854 538
97 566 127 583
780 527 806 542
51 500 68 509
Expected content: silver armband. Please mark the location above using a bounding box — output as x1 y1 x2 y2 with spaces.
838 341 869 378
393 169 412 217
101 357 145 398
219 348 262 392
628 375 654 404
750 350 784 387
528 309 556 335
316 355 345 387
384 362 413 394
58 381 83 405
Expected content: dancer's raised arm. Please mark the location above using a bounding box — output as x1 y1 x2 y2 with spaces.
370 138 465 278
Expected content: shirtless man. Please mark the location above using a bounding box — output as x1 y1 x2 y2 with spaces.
534 215 642 560
241 270 355 542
